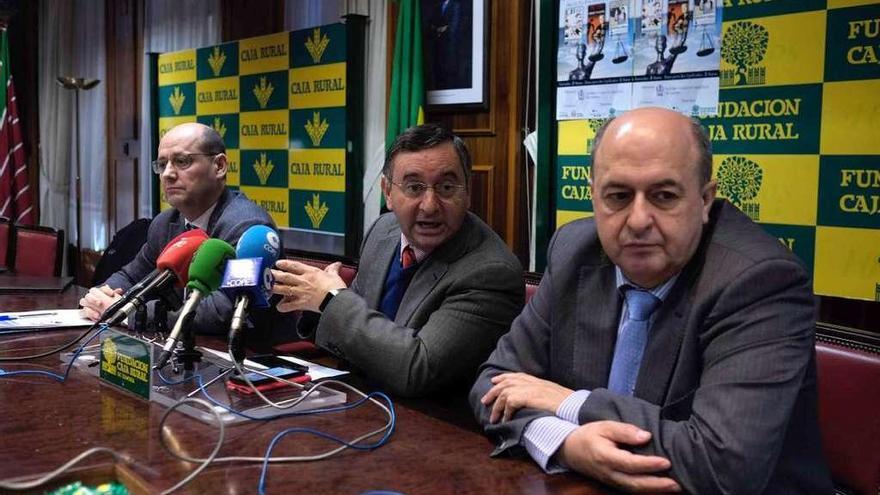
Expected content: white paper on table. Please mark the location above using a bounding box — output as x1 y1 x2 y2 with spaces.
0 309 94 331
200 347 349 381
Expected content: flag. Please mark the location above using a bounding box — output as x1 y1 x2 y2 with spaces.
0 28 35 224
386 0 426 148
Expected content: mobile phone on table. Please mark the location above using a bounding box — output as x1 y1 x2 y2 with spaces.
249 354 309 373
226 366 311 394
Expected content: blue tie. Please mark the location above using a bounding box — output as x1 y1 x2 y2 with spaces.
607 289 661 396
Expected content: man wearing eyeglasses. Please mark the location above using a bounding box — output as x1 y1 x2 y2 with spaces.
80 122 275 339
270 123 524 397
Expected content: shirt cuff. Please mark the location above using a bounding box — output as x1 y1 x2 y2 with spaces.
556 389 590 423
522 416 579 473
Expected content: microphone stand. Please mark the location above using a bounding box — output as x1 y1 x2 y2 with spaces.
176 311 202 372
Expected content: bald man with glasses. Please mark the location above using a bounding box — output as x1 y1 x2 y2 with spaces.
81 122 276 340
271 124 524 397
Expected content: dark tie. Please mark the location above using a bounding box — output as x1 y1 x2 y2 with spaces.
184 222 196 231
378 246 419 320
607 289 661 396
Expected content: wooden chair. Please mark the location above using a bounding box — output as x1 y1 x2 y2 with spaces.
11 224 65 277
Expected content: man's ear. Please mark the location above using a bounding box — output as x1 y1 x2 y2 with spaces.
381 175 394 211
701 180 717 224
214 153 228 179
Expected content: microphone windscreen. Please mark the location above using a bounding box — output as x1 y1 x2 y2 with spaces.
156 229 210 286
235 225 281 270
186 238 236 294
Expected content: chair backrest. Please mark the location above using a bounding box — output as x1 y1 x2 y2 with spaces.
0 217 10 269
92 218 150 286
12 224 65 277
815 323 880 495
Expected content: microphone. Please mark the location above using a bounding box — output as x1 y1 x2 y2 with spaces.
220 225 281 361
155 238 236 369
100 229 209 326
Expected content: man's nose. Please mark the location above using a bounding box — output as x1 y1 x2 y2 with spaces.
419 188 441 214
626 194 653 234
161 164 177 181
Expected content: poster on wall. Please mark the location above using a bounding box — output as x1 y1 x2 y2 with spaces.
552 1 880 301
156 23 362 256
556 0 723 119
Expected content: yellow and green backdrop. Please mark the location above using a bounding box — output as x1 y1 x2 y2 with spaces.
546 1 880 301
155 20 365 256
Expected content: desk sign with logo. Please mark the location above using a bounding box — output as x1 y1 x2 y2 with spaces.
100 330 152 400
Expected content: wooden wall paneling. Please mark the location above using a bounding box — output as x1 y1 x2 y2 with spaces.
428 0 529 265
105 0 143 238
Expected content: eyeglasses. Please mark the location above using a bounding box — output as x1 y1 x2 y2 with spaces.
151 153 217 175
388 180 467 200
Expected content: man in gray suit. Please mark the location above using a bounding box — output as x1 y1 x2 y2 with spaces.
80 122 275 337
271 124 524 397
472 108 832 493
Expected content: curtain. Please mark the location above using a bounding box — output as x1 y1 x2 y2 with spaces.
138 0 222 218
38 0 107 259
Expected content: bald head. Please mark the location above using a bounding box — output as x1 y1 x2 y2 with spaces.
157 122 229 219
160 122 226 155
592 107 712 185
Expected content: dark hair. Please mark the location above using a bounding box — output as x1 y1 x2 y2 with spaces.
198 125 226 155
384 123 471 184
592 114 713 185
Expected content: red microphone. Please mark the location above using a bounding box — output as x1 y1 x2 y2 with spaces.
101 229 209 326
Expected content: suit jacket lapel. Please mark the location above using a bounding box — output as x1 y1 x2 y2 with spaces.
635 282 687 405
572 252 621 390
396 213 476 324
363 226 399 310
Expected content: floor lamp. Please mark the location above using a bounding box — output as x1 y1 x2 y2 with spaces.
57 76 100 282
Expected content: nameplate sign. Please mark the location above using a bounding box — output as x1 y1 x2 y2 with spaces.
99 330 152 400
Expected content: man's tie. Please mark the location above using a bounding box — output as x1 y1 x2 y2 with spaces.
378 245 419 320
607 289 661 396
401 245 416 269
184 222 196 231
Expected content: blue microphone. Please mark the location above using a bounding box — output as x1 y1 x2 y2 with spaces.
221 225 281 360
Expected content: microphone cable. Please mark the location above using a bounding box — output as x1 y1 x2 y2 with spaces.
0 321 104 364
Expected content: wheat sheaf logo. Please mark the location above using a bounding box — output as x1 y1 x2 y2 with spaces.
305 27 330 64
253 153 275 185
212 117 227 139
102 338 118 373
169 86 186 115
253 77 274 109
305 112 330 146
718 156 763 220
305 193 329 228
721 21 769 86
207 46 226 77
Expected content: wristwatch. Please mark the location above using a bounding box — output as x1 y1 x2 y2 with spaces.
319 288 344 313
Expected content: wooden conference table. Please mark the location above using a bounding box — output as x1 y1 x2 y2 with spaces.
0 286 610 494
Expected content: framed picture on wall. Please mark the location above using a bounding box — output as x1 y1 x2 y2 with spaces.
421 0 488 109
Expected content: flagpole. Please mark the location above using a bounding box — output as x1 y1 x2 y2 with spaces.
57 77 99 282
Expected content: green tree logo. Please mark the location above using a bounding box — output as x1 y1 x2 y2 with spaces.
721 21 769 86
718 156 763 217
587 118 608 154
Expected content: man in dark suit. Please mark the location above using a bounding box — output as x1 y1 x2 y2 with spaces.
271 124 524 397
471 107 832 493
80 122 274 336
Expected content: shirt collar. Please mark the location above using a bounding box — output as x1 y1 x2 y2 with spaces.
400 234 428 264
184 202 217 232
614 266 679 302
